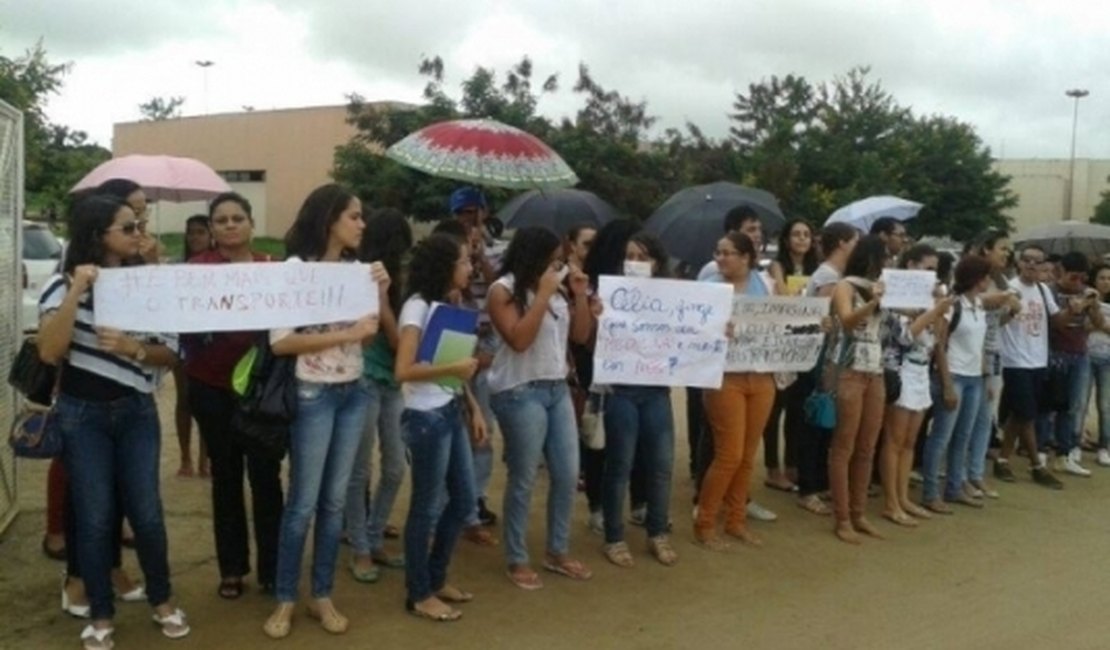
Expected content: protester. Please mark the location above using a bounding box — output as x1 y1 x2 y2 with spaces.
565 225 597 271
487 226 595 590
1088 263 1110 467
176 214 213 478
870 216 908 260
183 194 282 599
263 184 385 639
39 195 189 649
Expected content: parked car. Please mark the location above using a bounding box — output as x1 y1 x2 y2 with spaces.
21 222 63 332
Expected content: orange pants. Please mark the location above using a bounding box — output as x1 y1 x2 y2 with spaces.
829 370 886 521
696 373 776 535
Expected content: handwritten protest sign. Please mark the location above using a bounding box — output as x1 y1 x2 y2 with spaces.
593 276 733 388
725 297 828 372
93 262 378 332
879 269 936 310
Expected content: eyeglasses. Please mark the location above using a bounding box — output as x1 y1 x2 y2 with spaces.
106 221 140 236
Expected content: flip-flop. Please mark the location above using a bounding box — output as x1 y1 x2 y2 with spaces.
371 551 406 569
217 578 244 599
406 600 461 622
435 585 474 603
542 557 593 581
881 512 919 527
506 568 544 591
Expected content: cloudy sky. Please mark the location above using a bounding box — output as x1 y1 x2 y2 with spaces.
5 0 1109 159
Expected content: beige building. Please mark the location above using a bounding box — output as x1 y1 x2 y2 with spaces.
993 158 1110 234
112 102 407 238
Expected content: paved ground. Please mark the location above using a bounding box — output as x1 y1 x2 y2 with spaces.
3 382 1110 650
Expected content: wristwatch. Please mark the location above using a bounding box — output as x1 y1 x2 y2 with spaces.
133 343 148 363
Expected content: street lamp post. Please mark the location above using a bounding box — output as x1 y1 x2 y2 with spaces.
195 60 215 114
1065 88 1089 221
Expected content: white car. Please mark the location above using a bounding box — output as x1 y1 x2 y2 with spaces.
21 222 63 332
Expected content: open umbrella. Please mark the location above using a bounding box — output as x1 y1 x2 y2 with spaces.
70 154 231 202
643 182 784 270
825 195 922 233
1013 220 1110 258
496 189 618 236
386 118 578 190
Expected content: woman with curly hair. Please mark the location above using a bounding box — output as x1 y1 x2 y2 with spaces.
488 226 595 590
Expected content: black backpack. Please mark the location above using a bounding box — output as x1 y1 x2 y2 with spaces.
231 336 298 460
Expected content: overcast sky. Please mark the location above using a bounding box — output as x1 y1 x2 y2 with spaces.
5 0 1109 159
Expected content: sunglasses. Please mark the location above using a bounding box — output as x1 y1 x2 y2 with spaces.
106 221 141 236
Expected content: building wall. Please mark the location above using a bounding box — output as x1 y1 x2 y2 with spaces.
994 159 1110 234
113 105 360 238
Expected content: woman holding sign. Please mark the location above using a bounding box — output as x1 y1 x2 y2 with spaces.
488 227 596 590
263 185 386 639
38 195 190 648
394 233 487 622
695 231 777 550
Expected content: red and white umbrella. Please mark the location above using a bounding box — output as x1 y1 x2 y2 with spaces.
70 154 231 202
386 118 578 190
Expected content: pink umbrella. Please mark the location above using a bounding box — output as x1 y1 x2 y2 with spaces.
386 118 578 190
70 154 231 202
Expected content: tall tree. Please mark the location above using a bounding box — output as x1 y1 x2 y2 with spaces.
1092 178 1110 226
138 96 185 121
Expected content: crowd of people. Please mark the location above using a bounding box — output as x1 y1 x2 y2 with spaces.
35 180 1110 649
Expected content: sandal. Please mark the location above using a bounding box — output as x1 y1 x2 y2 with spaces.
922 500 954 515
151 607 190 639
370 550 406 569
80 625 114 650
435 585 474 603
42 536 66 562
602 541 635 568
348 557 381 584
647 535 678 566
217 577 243 600
406 598 462 622
307 599 349 634
542 555 593 581
693 533 731 552
263 603 294 639
506 566 544 591
383 524 401 539
461 525 499 546
881 511 919 528
797 494 832 516
763 479 796 493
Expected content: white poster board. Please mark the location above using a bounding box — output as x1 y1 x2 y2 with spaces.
725 296 829 372
593 276 733 388
93 262 378 332
879 269 936 310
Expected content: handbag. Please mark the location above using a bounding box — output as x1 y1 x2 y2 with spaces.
10 403 64 459
8 337 57 406
884 368 902 405
580 389 607 451
231 336 298 461
804 329 853 430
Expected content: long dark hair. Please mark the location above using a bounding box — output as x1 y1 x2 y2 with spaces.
844 234 887 281
284 183 357 260
584 219 639 289
405 234 463 304
499 226 562 312
361 207 413 313
776 218 818 276
628 231 671 278
96 178 141 202
63 195 132 274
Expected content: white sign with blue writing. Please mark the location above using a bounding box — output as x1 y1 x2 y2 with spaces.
593 275 733 388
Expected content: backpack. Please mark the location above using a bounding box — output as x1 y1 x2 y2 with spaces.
230 335 297 461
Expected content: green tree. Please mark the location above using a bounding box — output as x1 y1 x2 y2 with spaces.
139 96 185 121
1092 178 1110 226
0 41 110 213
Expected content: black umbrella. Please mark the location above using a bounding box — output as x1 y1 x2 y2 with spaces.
495 189 618 237
644 182 785 270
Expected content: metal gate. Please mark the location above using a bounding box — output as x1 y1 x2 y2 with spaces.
0 100 23 533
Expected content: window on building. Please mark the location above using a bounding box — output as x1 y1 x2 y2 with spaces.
219 170 266 182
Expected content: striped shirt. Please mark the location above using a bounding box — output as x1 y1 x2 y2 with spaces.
38 274 179 394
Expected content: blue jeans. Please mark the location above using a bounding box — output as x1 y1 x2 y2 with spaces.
967 370 1002 482
1091 355 1110 448
401 400 477 602
274 379 370 603
1036 353 1090 454
602 386 675 542
922 374 983 502
467 369 497 525
492 380 579 567
344 382 405 556
56 392 170 620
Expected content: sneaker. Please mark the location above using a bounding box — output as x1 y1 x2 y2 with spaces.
1062 453 1092 478
993 461 1016 483
1037 452 1049 468
1098 449 1110 467
1031 467 1064 490
587 510 604 536
746 501 778 522
628 505 647 527
477 498 498 527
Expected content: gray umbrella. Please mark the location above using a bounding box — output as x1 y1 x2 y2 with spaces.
643 182 785 270
495 188 619 237
1013 220 1110 258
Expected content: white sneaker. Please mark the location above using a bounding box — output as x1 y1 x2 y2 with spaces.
746 501 778 522
1097 449 1110 467
1037 452 1049 469
587 510 604 535
1062 456 1092 477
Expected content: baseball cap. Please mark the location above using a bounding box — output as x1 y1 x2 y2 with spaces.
449 187 487 214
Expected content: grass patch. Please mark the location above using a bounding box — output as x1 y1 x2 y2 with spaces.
157 234 285 261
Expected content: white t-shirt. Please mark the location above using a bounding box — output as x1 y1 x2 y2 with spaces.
945 296 988 377
806 263 841 298
999 278 1059 369
398 296 458 411
1089 303 1110 360
487 274 570 394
